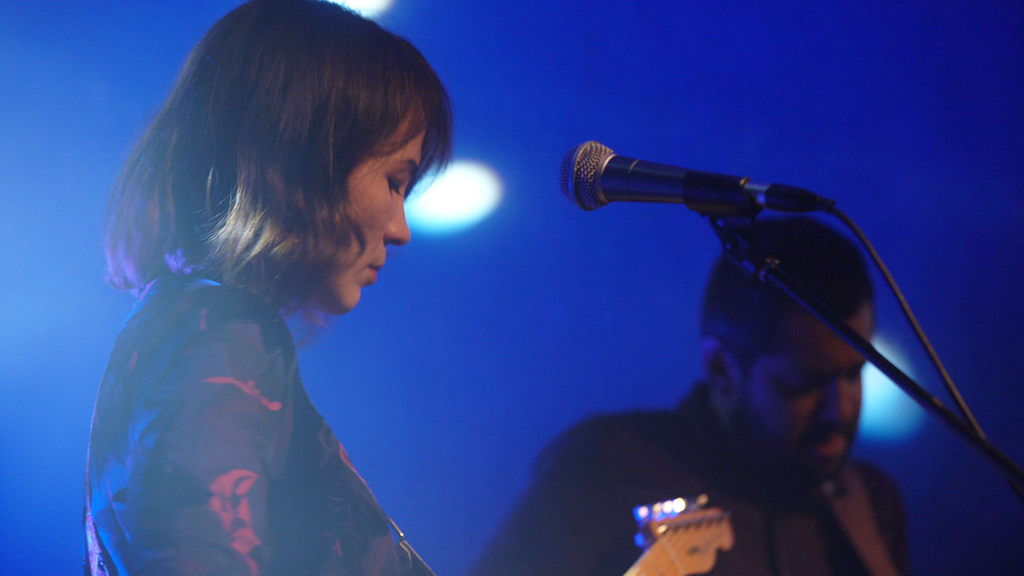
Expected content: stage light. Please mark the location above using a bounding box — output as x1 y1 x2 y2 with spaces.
327 0 393 19
859 337 926 441
406 161 503 235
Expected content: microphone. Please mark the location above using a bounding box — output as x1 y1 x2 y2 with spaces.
559 141 834 216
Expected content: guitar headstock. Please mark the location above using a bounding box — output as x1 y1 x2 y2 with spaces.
624 496 734 576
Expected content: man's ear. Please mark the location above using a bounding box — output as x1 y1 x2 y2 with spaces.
699 336 744 415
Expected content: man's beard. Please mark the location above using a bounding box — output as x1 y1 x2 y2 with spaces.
725 400 858 493
796 414 859 479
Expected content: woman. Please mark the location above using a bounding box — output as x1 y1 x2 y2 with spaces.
85 1 452 574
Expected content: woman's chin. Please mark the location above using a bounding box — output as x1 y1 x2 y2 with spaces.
309 286 361 316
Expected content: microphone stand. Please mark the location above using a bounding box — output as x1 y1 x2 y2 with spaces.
707 215 1024 500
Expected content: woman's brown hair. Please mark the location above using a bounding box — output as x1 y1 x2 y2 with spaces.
104 0 453 308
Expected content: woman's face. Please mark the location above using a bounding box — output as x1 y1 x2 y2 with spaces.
311 131 424 315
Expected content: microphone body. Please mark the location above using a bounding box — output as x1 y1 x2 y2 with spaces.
560 141 833 215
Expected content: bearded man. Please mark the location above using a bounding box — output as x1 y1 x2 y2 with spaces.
470 217 907 576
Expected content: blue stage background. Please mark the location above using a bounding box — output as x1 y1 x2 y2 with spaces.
1 1 1022 574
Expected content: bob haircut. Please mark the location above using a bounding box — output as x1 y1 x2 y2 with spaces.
105 0 453 309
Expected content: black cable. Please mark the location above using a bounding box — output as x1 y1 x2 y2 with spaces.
828 208 1024 502
826 206 987 438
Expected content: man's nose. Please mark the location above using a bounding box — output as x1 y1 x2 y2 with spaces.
820 375 861 424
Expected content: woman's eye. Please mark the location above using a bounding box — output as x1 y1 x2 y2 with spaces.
388 177 406 196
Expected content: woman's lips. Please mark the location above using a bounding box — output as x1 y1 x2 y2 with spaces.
367 264 382 283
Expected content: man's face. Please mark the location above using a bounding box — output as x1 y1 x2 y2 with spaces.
734 303 873 480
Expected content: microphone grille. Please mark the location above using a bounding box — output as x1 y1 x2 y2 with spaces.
559 141 614 210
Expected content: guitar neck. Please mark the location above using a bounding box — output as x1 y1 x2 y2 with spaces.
624 507 734 576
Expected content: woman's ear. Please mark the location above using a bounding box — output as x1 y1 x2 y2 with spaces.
699 336 744 418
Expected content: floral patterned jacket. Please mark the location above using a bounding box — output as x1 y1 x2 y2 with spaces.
85 278 424 576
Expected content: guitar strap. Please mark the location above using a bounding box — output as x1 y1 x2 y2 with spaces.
338 448 438 576
827 467 901 576
83 404 113 576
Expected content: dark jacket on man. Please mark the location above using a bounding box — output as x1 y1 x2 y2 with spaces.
469 384 907 576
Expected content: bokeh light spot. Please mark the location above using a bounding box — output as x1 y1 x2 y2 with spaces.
406 160 503 235
327 0 393 19
859 337 926 441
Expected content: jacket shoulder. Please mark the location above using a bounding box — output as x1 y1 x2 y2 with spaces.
532 409 682 483
127 279 293 358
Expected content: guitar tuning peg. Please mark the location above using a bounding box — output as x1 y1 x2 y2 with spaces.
633 505 650 522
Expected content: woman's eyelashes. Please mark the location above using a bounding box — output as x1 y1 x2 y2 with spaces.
388 159 420 198
388 176 409 197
